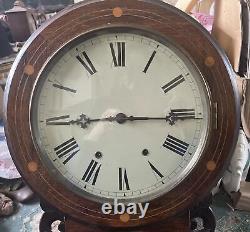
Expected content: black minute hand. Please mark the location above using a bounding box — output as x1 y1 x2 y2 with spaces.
71 109 201 128
114 110 198 125
46 109 202 128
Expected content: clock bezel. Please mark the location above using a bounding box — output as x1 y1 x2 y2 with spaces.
30 27 211 205
4 0 240 227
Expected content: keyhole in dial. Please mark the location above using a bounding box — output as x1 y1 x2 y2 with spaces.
142 149 149 156
95 151 103 159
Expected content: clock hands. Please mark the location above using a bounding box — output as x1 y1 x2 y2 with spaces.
46 109 202 129
46 114 115 127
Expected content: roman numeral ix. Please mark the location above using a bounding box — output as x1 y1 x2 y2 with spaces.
162 74 185 93
119 167 130 191
163 135 189 156
46 115 70 125
76 51 97 75
54 137 80 164
82 160 101 186
110 42 126 67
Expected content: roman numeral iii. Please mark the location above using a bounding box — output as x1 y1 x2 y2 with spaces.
82 160 101 185
54 137 80 164
110 42 126 67
163 135 189 156
170 109 195 119
118 167 130 191
162 74 185 93
76 51 97 75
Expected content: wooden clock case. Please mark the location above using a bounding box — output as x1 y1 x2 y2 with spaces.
4 0 240 231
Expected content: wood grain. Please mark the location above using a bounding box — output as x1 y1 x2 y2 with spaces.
65 211 190 231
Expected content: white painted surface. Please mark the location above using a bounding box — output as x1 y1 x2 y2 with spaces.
32 32 209 203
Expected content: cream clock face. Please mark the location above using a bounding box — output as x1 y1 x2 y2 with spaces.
32 30 210 203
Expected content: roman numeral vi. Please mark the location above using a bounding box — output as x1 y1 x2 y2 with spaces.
118 167 130 191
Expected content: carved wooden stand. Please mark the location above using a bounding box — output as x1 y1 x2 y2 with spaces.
64 213 190 232
39 196 216 232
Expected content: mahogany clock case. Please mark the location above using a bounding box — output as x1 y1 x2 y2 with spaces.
4 0 240 228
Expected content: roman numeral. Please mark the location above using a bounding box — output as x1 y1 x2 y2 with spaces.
143 51 157 73
110 42 126 67
148 161 164 178
76 51 97 75
170 109 195 119
82 160 101 185
52 84 77 93
163 135 189 156
54 138 79 164
162 75 185 93
46 115 70 125
118 168 130 191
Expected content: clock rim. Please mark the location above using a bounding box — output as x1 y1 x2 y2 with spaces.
3 0 240 227
30 26 212 205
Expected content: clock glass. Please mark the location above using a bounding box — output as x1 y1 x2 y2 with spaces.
31 29 210 203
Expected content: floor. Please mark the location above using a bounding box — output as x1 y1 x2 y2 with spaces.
0 198 43 232
211 192 250 231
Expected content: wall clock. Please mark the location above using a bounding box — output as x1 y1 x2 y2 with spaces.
4 0 240 231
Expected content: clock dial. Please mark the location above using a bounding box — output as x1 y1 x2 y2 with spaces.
32 31 210 203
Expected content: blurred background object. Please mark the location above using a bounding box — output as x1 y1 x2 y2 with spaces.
5 0 38 42
0 20 12 58
0 0 73 12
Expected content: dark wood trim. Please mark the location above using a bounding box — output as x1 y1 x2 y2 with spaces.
65 211 190 232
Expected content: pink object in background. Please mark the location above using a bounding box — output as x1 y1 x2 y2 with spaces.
191 12 214 33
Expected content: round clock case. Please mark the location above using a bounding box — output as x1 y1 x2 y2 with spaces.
4 0 239 228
